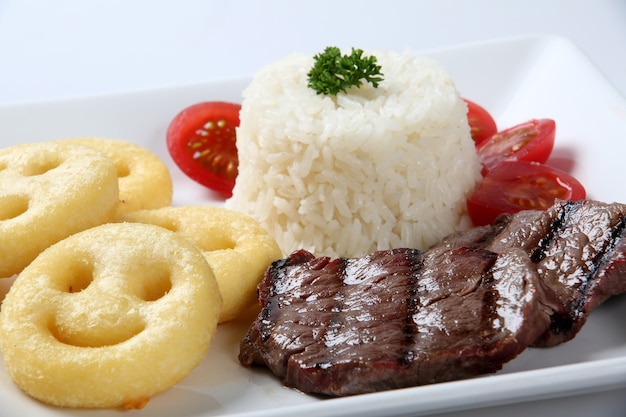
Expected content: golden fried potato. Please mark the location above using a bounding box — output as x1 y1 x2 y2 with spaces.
0 222 221 409
120 206 281 322
0 141 118 277
55 137 173 218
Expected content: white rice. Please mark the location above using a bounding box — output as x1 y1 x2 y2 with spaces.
225 49 482 258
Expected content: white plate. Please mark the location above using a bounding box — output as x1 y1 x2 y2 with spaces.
1 35 626 417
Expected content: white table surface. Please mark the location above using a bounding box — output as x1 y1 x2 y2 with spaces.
1 0 625 416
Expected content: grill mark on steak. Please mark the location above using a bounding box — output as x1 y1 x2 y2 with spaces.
530 201 571 263
400 277 420 367
589 218 626 307
239 199 626 396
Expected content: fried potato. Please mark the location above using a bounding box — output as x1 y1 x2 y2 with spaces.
120 206 282 322
0 223 221 409
55 137 173 218
0 141 118 277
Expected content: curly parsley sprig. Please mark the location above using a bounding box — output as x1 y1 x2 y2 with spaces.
307 47 384 96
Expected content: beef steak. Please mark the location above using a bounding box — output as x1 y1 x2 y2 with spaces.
239 248 552 396
483 199 626 345
239 199 626 396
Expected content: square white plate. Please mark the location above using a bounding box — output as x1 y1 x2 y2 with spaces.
1 35 626 417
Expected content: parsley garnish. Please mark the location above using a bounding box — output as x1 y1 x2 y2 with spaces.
307 47 384 95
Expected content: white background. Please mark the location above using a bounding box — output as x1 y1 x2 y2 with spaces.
0 1 625 416
1 0 625 104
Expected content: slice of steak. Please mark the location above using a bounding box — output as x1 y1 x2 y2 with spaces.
239 244 553 396
483 200 626 346
239 248 425 394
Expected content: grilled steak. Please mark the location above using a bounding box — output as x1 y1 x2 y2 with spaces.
239 199 626 396
481 199 626 346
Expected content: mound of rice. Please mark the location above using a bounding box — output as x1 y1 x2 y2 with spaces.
225 49 482 258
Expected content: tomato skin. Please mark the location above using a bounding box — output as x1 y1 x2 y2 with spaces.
166 101 241 197
464 98 497 146
467 160 586 226
477 118 556 174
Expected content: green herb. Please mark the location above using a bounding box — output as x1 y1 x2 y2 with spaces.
307 47 384 95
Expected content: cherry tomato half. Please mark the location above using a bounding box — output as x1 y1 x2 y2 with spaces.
467 160 586 226
166 101 241 197
477 118 556 174
464 98 497 146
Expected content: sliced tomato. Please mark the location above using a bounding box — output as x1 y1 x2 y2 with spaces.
166 101 241 197
464 98 497 146
467 160 586 226
477 118 556 174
